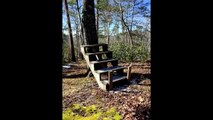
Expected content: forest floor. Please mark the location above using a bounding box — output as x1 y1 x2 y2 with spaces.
63 60 151 120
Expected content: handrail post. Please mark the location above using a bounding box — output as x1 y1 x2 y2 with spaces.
127 63 132 81
108 71 113 90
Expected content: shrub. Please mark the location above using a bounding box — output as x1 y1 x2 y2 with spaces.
62 40 71 65
109 41 150 62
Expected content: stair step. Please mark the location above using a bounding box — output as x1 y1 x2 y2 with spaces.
80 43 131 91
95 66 126 74
102 75 127 83
86 51 112 56
82 43 107 48
90 59 117 64
112 75 127 82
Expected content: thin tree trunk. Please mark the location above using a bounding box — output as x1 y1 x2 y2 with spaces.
130 0 136 32
121 21 125 42
76 24 79 61
76 0 84 60
119 3 133 47
107 22 110 45
130 0 136 45
73 13 80 61
96 0 99 35
76 0 85 45
104 23 108 44
76 19 82 60
64 0 76 62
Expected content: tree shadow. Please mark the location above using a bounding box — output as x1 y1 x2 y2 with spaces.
63 66 151 92
134 104 151 120
131 73 151 79
62 63 90 78
130 73 151 84
62 68 88 78
62 73 87 78
110 72 151 92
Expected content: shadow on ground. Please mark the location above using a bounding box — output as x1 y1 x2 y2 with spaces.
134 104 151 120
109 72 151 92
63 73 87 78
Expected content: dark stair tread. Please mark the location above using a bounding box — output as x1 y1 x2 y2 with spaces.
102 75 127 83
90 59 117 64
95 66 126 74
82 43 107 48
86 51 112 56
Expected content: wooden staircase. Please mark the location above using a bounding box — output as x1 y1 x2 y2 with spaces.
80 43 132 91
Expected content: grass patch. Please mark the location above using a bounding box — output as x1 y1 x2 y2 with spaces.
63 104 122 120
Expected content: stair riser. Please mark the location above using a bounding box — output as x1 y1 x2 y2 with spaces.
93 60 118 70
83 43 107 47
84 45 108 53
100 70 126 80
88 52 112 61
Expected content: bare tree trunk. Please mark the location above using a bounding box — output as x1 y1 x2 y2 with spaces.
130 0 136 32
130 0 136 45
122 21 125 33
96 0 99 35
76 25 79 61
64 0 76 62
118 1 133 47
107 22 110 45
82 0 99 76
121 21 125 42
82 0 98 45
121 11 133 46
76 0 84 60
76 0 85 45
104 22 109 45
104 23 107 44
73 13 80 61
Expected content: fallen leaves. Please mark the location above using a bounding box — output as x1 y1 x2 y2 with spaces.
63 61 151 120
